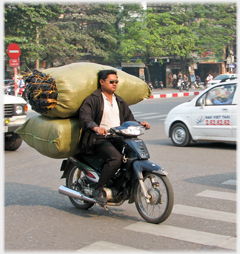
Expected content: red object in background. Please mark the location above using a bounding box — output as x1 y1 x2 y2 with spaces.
7 43 21 59
9 59 20 67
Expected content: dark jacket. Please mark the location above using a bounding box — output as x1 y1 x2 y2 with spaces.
79 88 136 154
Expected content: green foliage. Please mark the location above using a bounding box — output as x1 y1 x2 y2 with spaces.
4 2 236 75
5 3 63 69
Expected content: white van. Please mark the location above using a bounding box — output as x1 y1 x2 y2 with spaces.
164 80 237 146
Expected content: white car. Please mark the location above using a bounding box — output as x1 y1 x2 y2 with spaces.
164 80 237 146
4 94 28 150
207 73 237 88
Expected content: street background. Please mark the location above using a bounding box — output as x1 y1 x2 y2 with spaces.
5 93 236 252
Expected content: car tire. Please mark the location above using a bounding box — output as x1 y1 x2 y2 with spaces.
5 132 23 151
170 123 191 147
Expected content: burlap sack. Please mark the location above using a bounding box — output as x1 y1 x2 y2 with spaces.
15 115 81 158
25 62 151 118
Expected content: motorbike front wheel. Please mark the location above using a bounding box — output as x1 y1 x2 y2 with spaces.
134 172 174 224
66 164 94 210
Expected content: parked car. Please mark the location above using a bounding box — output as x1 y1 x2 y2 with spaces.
207 73 237 87
164 80 237 146
4 94 28 151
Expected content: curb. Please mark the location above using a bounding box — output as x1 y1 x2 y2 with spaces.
149 91 200 99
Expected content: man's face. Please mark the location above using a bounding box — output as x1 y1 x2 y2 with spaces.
100 74 118 94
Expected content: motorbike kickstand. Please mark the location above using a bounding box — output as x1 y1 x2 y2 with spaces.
100 205 108 211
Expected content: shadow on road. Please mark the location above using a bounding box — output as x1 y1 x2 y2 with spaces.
184 172 236 190
5 182 142 222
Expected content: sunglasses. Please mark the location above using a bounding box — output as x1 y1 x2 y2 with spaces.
105 79 119 84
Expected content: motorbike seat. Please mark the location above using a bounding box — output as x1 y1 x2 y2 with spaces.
73 153 104 172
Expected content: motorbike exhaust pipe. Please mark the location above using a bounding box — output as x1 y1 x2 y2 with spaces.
58 185 96 203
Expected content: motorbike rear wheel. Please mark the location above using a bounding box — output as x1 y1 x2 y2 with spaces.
66 164 94 210
134 172 174 224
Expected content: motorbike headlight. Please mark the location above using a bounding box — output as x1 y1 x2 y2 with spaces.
120 126 145 136
15 105 24 115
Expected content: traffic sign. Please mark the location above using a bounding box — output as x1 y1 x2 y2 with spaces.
229 64 236 68
9 59 20 67
7 43 21 59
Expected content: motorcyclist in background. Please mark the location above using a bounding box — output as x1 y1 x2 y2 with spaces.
183 74 189 88
195 75 201 85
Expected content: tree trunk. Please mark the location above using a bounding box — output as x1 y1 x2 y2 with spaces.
145 64 151 84
35 26 39 70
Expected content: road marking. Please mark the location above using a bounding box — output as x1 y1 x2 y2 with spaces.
133 112 157 117
172 204 236 223
196 190 236 201
222 180 236 185
133 111 167 119
124 222 236 251
140 114 167 120
76 241 154 253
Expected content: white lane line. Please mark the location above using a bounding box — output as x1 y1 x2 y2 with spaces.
222 180 236 186
76 241 155 253
172 204 236 223
139 114 167 120
196 190 236 201
124 222 236 251
133 112 157 117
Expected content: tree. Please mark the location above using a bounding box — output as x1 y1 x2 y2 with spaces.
194 4 236 61
118 3 236 81
5 3 63 71
118 5 167 83
55 3 119 65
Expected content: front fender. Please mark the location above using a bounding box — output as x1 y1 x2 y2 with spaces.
132 160 168 180
128 160 168 204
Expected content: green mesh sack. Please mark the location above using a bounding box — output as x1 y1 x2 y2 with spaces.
15 115 82 159
25 62 151 118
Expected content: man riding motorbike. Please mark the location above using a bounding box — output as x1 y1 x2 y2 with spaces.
78 69 150 205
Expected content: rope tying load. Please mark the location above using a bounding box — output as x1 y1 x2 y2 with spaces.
25 69 58 114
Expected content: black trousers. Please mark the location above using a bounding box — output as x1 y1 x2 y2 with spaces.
94 138 123 189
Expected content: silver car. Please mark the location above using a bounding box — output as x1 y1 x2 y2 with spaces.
207 74 237 87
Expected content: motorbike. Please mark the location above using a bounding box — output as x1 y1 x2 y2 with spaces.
177 79 189 92
147 82 154 91
159 81 164 89
191 81 204 90
4 83 15 95
153 79 164 89
58 121 174 224
17 83 26 97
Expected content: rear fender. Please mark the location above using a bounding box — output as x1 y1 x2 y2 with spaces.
60 157 86 179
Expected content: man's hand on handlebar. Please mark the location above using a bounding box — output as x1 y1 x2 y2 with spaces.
140 121 150 130
93 126 109 135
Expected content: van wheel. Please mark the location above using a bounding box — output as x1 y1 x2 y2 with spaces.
170 123 190 147
5 132 22 151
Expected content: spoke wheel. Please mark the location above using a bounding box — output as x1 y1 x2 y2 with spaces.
134 172 174 224
66 164 94 210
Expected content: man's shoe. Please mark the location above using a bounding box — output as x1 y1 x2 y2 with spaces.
92 188 107 205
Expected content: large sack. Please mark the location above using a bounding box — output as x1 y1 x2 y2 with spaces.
15 116 81 158
25 62 151 118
